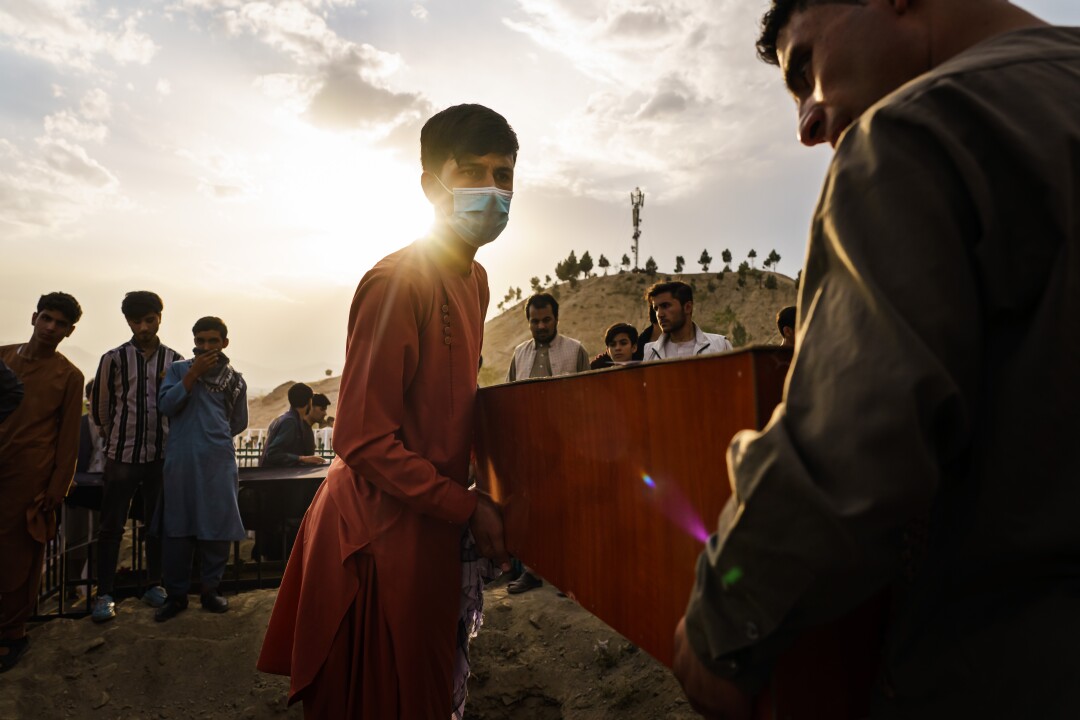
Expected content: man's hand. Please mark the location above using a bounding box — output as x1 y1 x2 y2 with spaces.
183 351 220 390
673 616 752 720
299 455 327 465
40 488 67 513
469 491 510 572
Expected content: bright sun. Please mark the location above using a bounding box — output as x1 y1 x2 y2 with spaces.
268 126 435 282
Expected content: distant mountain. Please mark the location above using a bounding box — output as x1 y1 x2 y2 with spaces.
247 269 797 428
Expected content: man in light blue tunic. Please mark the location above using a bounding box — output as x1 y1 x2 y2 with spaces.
155 316 248 622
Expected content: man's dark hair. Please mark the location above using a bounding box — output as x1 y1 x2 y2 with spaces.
525 293 559 320
37 292 82 324
312 393 331 409
777 305 797 334
192 316 228 339
645 281 693 306
604 323 639 347
85 380 95 399
121 291 163 319
757 0 864 65
288 383 314 409
420 104 519 173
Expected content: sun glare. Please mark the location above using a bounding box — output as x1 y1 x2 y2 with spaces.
268 127 434 283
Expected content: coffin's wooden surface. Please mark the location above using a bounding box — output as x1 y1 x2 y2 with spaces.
474 347 882 718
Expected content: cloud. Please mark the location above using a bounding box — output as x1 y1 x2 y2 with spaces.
176 147 260 202
156 78 172 96
37 137 118 188
411 3 429 21
79 88 111 120
181 1 429 135
303 57 429 131
505 0 795 199
43 110 108 143
0 136 120 234
607 6 671 36
0 0 158 72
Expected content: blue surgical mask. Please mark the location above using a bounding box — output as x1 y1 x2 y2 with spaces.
435 176 512 248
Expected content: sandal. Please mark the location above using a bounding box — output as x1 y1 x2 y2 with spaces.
0 636 29 673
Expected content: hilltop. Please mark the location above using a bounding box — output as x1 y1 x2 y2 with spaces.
248 269 797 427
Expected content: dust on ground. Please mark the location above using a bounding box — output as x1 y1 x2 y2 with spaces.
1 577 697 719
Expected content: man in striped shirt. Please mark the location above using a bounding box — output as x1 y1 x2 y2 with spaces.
90 291 183 623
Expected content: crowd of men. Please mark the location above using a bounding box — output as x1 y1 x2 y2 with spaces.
0 291 250 672
1 2 1077 718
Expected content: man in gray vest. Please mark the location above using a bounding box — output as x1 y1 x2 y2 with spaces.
505 292 589 593
506 293 590 383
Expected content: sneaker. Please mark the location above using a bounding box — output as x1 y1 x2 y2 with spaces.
91 595 116 624
141 585 167 608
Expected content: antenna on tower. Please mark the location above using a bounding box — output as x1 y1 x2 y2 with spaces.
630 186 645 270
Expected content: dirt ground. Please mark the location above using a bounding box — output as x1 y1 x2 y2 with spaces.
0 577 697 720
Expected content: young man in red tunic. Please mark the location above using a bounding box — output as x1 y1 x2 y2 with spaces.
259 103 515 718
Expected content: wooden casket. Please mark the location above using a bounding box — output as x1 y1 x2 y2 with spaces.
474 347 885 719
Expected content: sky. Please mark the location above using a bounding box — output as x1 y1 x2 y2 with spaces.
2 0 1077 392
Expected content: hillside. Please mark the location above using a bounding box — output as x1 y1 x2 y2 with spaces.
248 270 797 426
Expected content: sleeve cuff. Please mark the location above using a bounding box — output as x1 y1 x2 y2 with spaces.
440 482 478 525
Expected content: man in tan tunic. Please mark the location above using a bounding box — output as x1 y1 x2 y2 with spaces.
674 1 1080 718
0 292 84 672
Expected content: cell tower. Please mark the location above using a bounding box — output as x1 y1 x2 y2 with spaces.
630 186 645 270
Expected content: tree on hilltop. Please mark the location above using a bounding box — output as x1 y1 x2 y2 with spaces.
721 248 732 265
748 248 758 269
764 274 778 290
566 250 580 279
598 254 611 275
736 260 749 288
579 251 594 278
544 274 552 286
699 249 712 272
530 276 542 293
645 256 658 276
766 249 781 272
621 254 631 272
674 255 685 274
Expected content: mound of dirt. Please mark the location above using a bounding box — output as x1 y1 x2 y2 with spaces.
2 580 695 719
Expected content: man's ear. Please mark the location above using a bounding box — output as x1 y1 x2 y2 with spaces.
30 311 38 327
222 337 230 350
420 171 441 204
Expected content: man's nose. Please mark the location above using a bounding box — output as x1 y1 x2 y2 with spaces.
798 102 827 147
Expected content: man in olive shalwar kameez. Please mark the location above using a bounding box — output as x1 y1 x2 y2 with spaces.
259 104 514 719
674 2 1080 718
0 293 84 672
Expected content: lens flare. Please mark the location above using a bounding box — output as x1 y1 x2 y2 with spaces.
638 471 710 544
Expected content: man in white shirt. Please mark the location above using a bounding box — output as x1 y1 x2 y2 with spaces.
642 281 732 361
